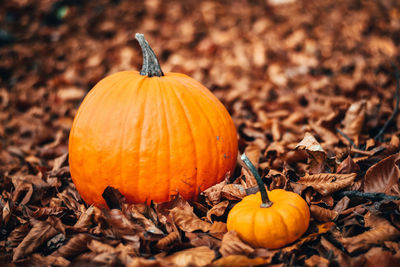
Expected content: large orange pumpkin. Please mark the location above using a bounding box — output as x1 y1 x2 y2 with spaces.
69 34 238 206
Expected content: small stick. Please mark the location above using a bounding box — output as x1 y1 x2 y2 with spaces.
337 191 400 201
336 128 357 148
374 63 400 141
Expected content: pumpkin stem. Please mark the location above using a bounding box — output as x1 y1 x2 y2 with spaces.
135 33 164 77
239 153 273 208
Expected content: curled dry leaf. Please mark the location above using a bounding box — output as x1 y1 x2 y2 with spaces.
363 153 400 194
170 206 211 232
305 255 330 267
185 232 221 249
87 239 115 254
310 205 339 222
7 224 30 248
102 186 125 210
13 219 60 261
105 209 141 250
209 221 228 234
296 132 327 174
201 179 226 206
163 246 215 267
154 194 192 233
26 206 66 219
206 200 229 222
281 222 335 253
125 204 163 235
52 233 93 259
341 100 366 140
340 213 400 253
337 156 360 174
219 231 254 257
297 173 357 195
212 255 271 267
73 205 96 230
357 247 400 266
221 184 247 200
156 231 180 250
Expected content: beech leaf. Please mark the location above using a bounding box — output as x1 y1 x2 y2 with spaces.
297 173 357 195
363 153 400 194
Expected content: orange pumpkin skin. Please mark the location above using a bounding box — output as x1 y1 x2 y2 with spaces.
226 189 310 249
69 71 238 206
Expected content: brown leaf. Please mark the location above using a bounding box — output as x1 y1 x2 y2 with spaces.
170 206 211 233
87 239 115 254
341 100 366 139
74 205 96 229
221 184 247 200
209 221 228 234
296 132 327 174
337 156 360 174
340 214 400 253
102 186 126 210
7 224 30 248
125 204 163 235
363 153 400 194
186 232 221 249
333 196 351 213
156 231 180 250
219 231 254 257
163 246 215 267
206 200 229 222
211 255 272 267
281 222 335 253
201 179 227 206
106 209 142 246
26 206 66 219
297 173 357 195
320 237 352 266
154 194 192 233
52 233 92 259
310 205 338 222
356 247 400 267
304 255 330 267
13 219 60 261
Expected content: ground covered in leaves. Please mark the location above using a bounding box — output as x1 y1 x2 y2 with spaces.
1 0 400 266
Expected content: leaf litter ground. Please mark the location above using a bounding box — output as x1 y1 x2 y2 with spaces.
1 0 400 266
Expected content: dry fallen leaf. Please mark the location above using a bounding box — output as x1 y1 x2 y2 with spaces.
363 153 400 194
219 231 254 257
211 255 272 267
296 132 327 174
297 173 357 195
310 205 339 222
163 246 215 267
206 200 229 222
340 213 400 253
13 219 60 261
170 206 212 233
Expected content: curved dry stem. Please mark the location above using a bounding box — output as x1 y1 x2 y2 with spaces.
238 153 272 208
135 33 164 77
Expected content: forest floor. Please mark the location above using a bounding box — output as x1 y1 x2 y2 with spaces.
1 0 400 266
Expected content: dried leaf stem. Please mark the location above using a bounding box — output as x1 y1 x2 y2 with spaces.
238 153 272 208
374 63 400 141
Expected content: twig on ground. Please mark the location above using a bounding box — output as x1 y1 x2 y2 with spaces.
337 191 400 201
374 63 400 141
336 128 357 148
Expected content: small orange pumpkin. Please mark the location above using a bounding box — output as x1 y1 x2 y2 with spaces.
227 154 310 249
69 34 238 206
